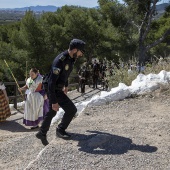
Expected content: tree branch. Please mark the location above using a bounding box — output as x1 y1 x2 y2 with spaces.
146 28 170 51
142 0 158 41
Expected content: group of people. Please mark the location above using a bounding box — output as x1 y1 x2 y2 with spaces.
78 59 112 93
1 39 86 147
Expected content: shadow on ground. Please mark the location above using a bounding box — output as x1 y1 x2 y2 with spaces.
0 120 36 132
71 130 157 155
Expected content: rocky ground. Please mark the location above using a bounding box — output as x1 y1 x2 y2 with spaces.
0 86 170 170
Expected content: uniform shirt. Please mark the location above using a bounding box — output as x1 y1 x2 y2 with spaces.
78 67 86 78
48 50 75 104
93 63 99 76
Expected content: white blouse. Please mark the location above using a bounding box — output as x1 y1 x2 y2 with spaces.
26 75 43 93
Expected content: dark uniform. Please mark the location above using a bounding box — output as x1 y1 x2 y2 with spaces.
36 39 85 146
102 70 109 91
100 63 107 90
92 60 100 88
78 66 87 93
86 64 93 87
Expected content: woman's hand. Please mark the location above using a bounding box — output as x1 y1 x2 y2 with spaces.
44 94 48 100
18 85 27 92
18 87 23 92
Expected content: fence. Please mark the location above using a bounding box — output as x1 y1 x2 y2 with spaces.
4 81 25 109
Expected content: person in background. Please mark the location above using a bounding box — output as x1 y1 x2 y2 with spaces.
36 39 86 146
92 60 100 89
85 63 93 87
19 68 48 129
78 65 87 93
0 81 11 122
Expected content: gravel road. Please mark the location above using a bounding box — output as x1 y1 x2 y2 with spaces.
0 86 169 170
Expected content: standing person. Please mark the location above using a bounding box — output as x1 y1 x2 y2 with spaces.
102 70 109 91
78 65 87 93
19 68 45 129
36 39 86 146
86 64 92 87
92 60 99 88
0 81 11 122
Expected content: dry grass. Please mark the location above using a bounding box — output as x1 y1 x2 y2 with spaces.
108 60 170 88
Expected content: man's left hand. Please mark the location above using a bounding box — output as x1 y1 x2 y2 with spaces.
63 86 68 94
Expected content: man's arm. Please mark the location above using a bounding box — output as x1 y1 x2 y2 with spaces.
48 60 62 104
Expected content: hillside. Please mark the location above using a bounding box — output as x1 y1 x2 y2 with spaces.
0 5 59 24
0 3 169 25
155 2 170 18
156 2 170 11
0 5 59 12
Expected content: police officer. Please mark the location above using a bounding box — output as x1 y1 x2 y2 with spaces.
78 65 87 93
92 60 99 88
36 39 86 146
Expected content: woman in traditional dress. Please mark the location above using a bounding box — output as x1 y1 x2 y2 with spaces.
19 68 48 129
0 81 11 122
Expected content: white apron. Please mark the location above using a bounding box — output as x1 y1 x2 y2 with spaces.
23 75 44 126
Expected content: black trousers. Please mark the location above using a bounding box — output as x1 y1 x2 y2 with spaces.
93 76 98 88
80 79 85 93
40 90 77 135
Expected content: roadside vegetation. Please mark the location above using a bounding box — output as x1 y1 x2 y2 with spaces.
0 0 170 89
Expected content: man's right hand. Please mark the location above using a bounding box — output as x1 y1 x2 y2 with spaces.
52 103 59 111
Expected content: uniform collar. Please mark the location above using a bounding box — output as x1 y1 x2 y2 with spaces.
63 50 75 62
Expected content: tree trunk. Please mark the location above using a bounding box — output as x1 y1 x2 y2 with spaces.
139 45 146 64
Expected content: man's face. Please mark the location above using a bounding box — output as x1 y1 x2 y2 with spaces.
73 49 83 59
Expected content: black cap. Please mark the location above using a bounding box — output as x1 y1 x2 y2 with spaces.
69 39 86 54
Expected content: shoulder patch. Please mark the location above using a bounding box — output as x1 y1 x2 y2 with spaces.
59 55 66 61
52 67 61 75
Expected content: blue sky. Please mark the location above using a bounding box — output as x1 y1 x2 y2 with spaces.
0 0 168 8
0 0 124 8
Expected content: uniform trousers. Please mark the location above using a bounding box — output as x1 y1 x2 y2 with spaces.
93 75 98 88
40 90 77 135
80 79 86 93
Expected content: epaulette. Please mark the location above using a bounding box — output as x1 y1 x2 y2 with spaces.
59 55 66 61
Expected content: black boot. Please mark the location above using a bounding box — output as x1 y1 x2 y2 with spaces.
56 128 71 139
36 132 49 146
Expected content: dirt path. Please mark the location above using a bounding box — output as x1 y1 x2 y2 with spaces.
0 87 170 169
